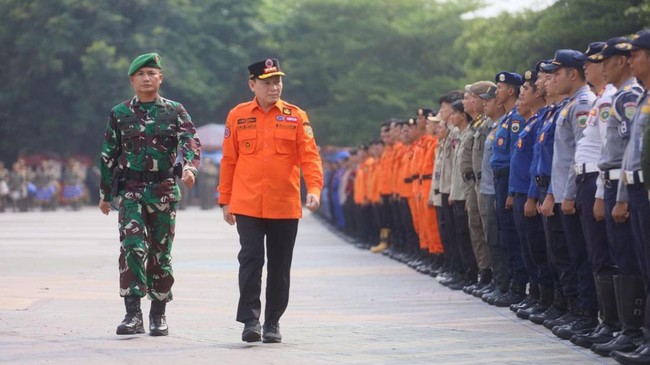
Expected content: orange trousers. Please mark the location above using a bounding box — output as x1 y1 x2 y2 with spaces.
420 180 443 254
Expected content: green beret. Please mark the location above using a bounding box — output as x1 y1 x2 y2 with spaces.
128 53 162 76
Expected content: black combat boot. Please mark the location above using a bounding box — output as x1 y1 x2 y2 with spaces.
571 275 619 348
530 289 566 325
511 284 540 312
592 275 645 357
116 296 145 335
149 300 169 336
543 296 578 330
553 307 598 340
518 285 553 320
493 281 526 308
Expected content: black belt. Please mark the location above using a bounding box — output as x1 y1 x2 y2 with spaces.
493 168 510 179
512 192 527 197
421 174 432 180
463 172 475 182
412 174 420 180
535 175 551 188
124 168 174 183
404 177 413 183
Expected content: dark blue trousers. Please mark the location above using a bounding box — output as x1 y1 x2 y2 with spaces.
513 194 554 288
604 179 641 276
540 188 578 299
494 174 528 286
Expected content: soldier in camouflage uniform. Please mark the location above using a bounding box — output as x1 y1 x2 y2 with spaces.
98 53 201 336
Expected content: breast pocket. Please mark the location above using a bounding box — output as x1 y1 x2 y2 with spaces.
237 128 258 155
117 117 143 153
155 118 179 150
275 128 296 154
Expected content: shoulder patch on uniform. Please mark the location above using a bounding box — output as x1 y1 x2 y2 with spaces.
578 93 591 104
576 110 589 128
598 103 611 122
224 125 231 138
511 120 520 133
304 126 314 139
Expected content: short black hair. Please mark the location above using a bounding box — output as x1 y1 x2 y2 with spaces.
439 90 464 105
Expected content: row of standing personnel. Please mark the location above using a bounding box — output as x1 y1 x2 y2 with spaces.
325 31 650 365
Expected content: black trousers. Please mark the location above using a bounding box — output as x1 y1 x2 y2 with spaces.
452 200 478 278
540 189 577 299
398 198 419 253
440 194 462 273
235 215 299 325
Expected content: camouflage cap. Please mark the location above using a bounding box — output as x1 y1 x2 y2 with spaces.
128 53 162 76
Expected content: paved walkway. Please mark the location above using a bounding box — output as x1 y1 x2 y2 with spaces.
0 207 613 364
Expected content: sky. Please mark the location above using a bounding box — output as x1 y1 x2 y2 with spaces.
466 0 558 18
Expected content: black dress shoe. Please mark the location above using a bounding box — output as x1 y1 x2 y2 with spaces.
611 342 650 364
262 322 282 343
242 319 261 342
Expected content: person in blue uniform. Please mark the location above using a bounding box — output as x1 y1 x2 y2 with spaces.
510 68 555 319
489 71 529 307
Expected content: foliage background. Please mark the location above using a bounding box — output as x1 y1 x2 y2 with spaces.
0 0 648 163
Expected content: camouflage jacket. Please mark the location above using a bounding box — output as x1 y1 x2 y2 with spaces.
99 95 201 203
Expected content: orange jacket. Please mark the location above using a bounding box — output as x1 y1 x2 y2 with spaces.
391 142 405 194
378 145 393 195
218 98 323 219
399 144 415 197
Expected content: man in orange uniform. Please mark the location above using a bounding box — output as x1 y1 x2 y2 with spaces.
385 120 407 258
371 123 395 253
398 118 422 262
414 112 443 275
218 58 323 344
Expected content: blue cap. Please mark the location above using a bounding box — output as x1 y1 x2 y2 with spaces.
543 49 587 72
584 42 606 58
589 37 631 62
617 30 650 51
495 71 523 86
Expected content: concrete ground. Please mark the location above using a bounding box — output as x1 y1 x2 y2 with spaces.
0 207 614 364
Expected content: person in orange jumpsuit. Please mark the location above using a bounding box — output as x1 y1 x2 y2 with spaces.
385 120 407 259
371 122 396 253
394 119 421 262
413 112 443 275
218 58 323 344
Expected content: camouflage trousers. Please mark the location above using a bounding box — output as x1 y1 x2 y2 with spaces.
118 198 177 302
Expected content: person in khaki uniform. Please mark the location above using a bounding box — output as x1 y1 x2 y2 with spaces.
435 91 465 285
461 82 494 294
447 99 479 290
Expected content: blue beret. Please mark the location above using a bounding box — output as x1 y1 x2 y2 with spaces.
544 49 587 72
495 71 523 86
128 53 162 76
536 59 552 73
523 69 538 83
